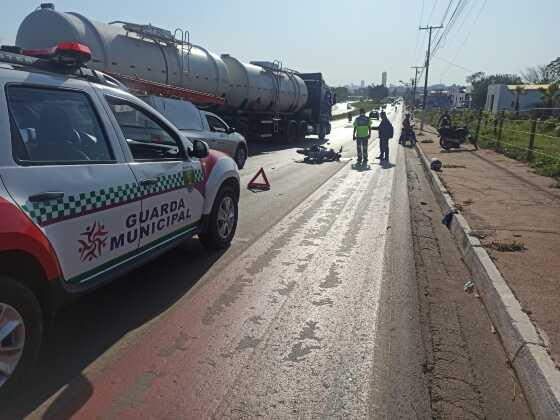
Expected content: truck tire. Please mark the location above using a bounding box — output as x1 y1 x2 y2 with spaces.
199 186 238 250
298 121 307 142
287 121 298 144
234 145 247 169
0 276 42 403
318 124 327 141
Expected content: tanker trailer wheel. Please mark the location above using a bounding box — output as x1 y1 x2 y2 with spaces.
287 121 298 144
0 276 43 403
318 124 327 141
298 121 308 142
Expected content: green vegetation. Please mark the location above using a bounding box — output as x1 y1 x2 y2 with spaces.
331 100 380 121
425 109 560 178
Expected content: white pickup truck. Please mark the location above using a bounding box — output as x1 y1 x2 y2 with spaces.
142 96 249 169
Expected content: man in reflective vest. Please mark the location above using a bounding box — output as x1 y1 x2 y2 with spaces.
352 108 371 166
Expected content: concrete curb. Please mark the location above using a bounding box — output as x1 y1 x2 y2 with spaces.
414 142 560 418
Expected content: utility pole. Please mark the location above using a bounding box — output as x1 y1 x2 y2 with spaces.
410 66 423 112
419 25 443 131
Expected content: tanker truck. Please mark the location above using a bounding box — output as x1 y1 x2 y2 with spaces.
15 3 334 142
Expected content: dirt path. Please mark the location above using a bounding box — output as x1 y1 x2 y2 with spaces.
417 128 560 369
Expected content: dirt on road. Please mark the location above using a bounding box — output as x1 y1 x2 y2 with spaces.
418 128 560 371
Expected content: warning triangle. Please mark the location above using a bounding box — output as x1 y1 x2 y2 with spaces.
247 167 270 191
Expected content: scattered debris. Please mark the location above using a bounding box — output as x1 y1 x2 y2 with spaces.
521 307 533 315
441 208 458 228
491 325 496 334
462 199 474 206
488 240 526 252
464 280 475 293
420 139 434 143
442 164 467 169
420 201 427 205
471 231 488 240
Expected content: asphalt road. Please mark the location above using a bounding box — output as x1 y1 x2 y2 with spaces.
4 105 433 418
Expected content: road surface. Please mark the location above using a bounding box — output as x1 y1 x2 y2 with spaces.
3 106 531 419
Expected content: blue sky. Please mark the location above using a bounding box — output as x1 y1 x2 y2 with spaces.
2 1 557 87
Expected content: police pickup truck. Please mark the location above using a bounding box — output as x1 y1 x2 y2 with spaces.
0 43 240 398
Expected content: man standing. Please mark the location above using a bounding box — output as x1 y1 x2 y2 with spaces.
352 108 371 166
373 111 394 161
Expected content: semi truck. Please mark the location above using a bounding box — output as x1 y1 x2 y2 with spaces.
15 3 334 142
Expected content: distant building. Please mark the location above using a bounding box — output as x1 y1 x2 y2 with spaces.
485 84 548 114
420 90 452 109
382 72 387 87
360 80 365 89
448 85 471 108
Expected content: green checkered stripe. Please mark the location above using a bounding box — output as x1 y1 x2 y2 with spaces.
193 168 204 183
22 168 205 227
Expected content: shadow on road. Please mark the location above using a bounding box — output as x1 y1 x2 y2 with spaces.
4 238 225 418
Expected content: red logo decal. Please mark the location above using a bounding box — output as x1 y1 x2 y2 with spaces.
78 222 108 261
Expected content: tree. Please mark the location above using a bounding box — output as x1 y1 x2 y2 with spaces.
522 64 555 84
513 85 526 116
332 86 349 102
466 72 522 109
539 82 560 110
545 57 560 82
368 84 389 101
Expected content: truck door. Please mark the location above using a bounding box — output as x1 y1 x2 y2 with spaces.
104 95 205 249
1 83 141 286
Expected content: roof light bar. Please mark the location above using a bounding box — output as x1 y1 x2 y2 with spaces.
22 42 92 66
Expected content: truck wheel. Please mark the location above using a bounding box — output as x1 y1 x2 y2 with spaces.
318 124 326 141
199 186 238 250
234 145 247 169
298 121 307 142
0 276 42 402
287 121 298 144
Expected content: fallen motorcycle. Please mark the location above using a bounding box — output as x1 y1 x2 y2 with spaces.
297 145 342 163
438 126 478 150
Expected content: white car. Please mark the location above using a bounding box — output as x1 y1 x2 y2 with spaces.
142 96 249 169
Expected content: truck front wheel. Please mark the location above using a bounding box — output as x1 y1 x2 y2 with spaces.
0 276 42 403
199 186 238 250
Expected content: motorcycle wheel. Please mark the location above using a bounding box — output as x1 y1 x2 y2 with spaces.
439 137 451 150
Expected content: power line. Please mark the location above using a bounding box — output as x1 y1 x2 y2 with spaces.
413 0 426 62
439 0 487 80
433 56 473 73
431 0 468 57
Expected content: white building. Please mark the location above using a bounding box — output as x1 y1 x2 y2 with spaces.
448 85 471 108
485 84 547 114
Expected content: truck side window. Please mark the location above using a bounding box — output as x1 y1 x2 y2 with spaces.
6 86 114 164
206 115 227 133
106 97 184 161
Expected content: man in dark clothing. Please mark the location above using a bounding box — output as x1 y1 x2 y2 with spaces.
352 108 371 166
401 113 416 146
372 111 394 161
438 110 451 128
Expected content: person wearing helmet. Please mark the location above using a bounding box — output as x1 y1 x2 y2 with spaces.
352 108 371 166
438 110 452 128
372 111 394 161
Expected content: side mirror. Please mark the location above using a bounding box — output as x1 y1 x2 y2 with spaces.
226 126 235 134
191 139 209 158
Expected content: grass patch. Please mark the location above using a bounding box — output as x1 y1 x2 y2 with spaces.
424 110 560 178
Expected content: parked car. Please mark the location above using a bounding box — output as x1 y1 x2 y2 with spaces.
368 110 379 120
0 43 240 399
141 96 248 169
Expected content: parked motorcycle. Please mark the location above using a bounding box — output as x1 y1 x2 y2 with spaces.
438 126 478 150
